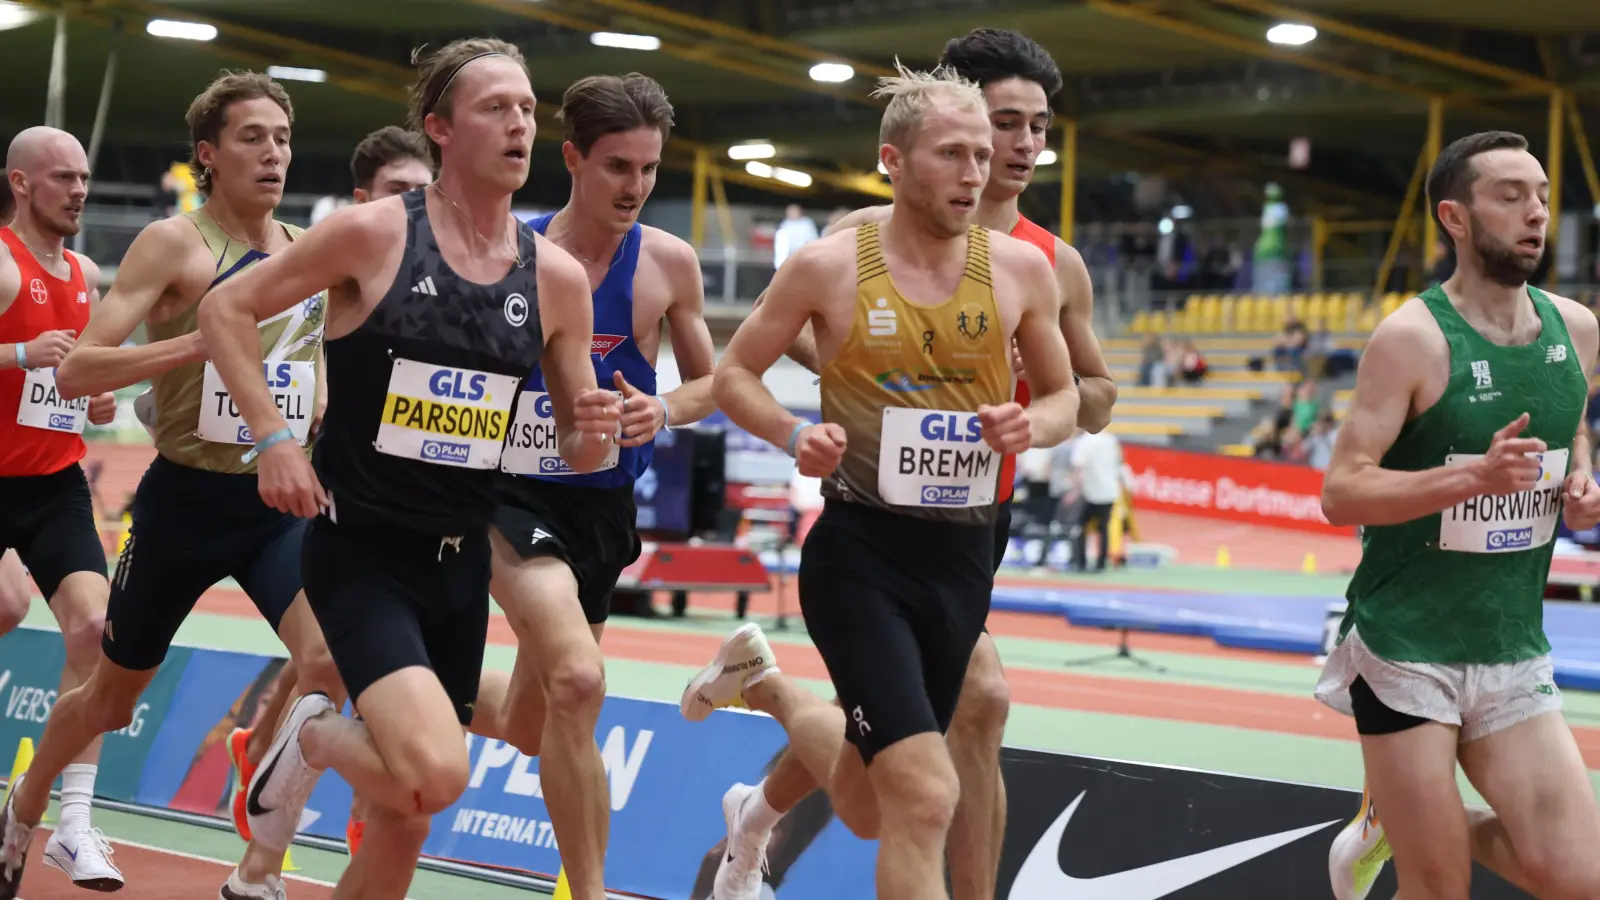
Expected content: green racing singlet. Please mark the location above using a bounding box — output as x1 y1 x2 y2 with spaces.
1339 284 1587 664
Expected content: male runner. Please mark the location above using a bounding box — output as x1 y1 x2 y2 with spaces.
698 29 1116 900
1316 130 1600 900
693 64 1078 898
198 39 619 900
472 71 716 899
0 125 121 891
0 73 347 900
224 123 436 853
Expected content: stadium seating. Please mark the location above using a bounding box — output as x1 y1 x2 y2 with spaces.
1124 291 1409 336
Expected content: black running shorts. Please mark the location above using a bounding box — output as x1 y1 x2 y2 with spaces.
301 514 489 725
798 499 993 765
104 455 305 671
491 477 641 625
0 464 107 601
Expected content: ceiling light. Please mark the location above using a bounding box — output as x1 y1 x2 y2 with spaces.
1171 204 1193 220
590 32 660 51
146 18 217 41
0 1 41 31
1158 217 1175 235
728 143 775 161
773 167 812 188
745 161 774 178
1266 23 1316 45
877 161 888 176
267 66 326 83
809 62 854 83
1035 149 1058 165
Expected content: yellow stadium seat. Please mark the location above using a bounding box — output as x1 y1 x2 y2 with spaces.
1129 310 1150 334
1219 443 1254 457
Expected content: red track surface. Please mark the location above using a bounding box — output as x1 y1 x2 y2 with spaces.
17 828 334 900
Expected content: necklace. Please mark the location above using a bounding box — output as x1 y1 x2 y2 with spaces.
431 184 521 267
548 209 623 271
208 212 271 252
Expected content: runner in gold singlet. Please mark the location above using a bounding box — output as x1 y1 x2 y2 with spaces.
680 63 1079 899
0 72 345 900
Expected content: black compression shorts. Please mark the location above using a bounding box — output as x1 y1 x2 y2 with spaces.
0 464 107 601
491 477 641 625
301 514 489 726
798 499 993 765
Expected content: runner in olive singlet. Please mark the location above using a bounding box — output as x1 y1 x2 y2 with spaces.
684 64 1079 899
0 73 344 900
1315 131 1600 900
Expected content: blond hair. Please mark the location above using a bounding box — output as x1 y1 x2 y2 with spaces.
407 38 529 168
871 59 987 148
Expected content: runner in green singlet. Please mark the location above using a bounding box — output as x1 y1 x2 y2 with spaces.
1315 131 1600 900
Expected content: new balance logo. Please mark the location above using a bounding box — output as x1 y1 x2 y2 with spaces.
411 276 439 296
530 528 552 545
1546 344 1568 363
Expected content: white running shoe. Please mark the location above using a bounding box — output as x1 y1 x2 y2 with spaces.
712 783 771 900
218 868 286 900
1329 786 1391 900
42 824 123 891
246 691 336 853
0 776 34 900
681 623 778 722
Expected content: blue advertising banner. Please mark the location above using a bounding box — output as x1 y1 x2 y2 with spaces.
298 695 878 899
0 626 187 800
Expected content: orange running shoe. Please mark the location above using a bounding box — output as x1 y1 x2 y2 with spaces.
346 818 365 857
227 728 257 842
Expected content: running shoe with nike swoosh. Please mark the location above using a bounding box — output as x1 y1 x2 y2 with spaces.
228 727 257 841
1329 786 1391 900
246 692 335 853
42 823 122 891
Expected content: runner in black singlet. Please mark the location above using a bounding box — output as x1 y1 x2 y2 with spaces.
195 39 619 899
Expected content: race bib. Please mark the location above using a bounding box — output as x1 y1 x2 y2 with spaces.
197 360 317 445
16 368 87 434
877 407 998 508
374 358 518 469
1439 448 1568 553
500 390 620 476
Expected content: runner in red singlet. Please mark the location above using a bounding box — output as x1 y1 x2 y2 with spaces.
0 126 124 892
699 29 1116 900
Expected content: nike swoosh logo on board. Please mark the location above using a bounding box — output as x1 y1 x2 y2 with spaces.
1008 791 1340 900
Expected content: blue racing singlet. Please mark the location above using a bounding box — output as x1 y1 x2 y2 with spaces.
510 213 656 487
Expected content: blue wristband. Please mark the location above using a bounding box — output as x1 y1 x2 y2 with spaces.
241 427 295 464
14 343 25 370
786 421 809 457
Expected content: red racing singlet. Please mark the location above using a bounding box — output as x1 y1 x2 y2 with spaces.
999 214 1057 502
0 227 92 477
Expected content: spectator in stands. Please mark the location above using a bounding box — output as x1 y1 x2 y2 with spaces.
1138 333 1168 387
1291 380 1321 434
1069 427 1123 572
1176 338 1207 383
1304 412 1338 471
1278 425 1309 464
1250 384 1299 458
1272 315 1309 372
772 203 818 269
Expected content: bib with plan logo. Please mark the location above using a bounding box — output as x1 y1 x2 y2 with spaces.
16 368 88 434
877 407 998 508
1439 448 1568 553
375 358 518 469
500 389 620 476
196 360 317 445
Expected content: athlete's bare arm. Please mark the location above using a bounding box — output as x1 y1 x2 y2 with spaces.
999 237 1078 448
56 217 208 398
1551 295 1600 527
1053 239 1116 432
0 244 26 371
67 252 118 422
756 205 892 374
716 236 853 452
1321 300 1544 527
532 232 615 474
654 231 716 426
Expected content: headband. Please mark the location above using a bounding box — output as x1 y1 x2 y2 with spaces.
425 51 509 115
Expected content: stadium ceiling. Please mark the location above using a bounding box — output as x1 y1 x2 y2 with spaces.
1 0 1597 218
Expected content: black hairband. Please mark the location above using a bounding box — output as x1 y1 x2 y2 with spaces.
426 51 508 114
